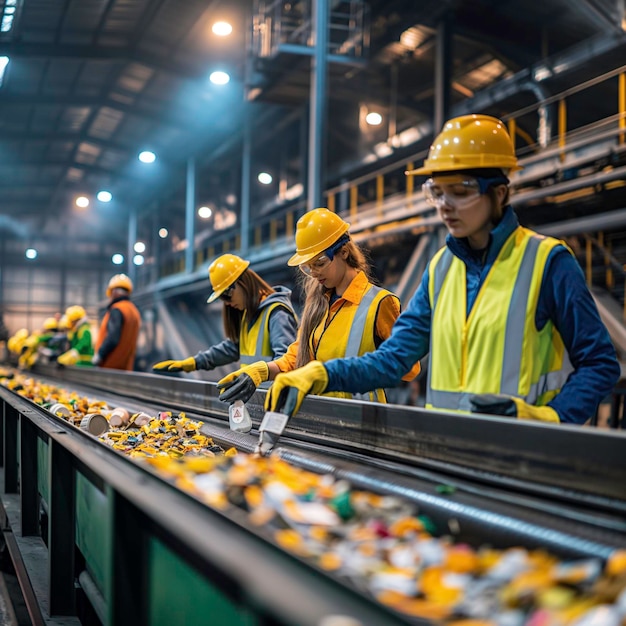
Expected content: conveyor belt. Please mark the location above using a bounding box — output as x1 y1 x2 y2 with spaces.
4 367 626 626
24 365 626 556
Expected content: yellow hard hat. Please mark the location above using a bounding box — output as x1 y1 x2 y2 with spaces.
106 273 133 298
42 317 58 331
65 305 87 326
288 208 350 266
407 114 522 176
206 254 250 303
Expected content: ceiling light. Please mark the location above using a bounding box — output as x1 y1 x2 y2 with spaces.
97 190 112 202
138 150 156 163
158 228 169 239
134 241 146 253
75 196 89 208
225 193 237 205
133 254 145 266
212 21 233 36
112 253 124 265
209 71 230 85
25 248 37 260
257 172 272 185
198 206 213 219
365 111 383 126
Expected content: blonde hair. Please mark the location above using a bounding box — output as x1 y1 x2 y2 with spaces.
222 268 275 342
295 238 372 368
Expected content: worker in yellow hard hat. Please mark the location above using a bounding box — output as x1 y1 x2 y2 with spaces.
264 114 620 423
217 208 420 404
92 274 141 370
153 254 298 381
57 305 94 366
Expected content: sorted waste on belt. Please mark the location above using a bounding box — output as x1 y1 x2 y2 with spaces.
2 370 626 624
1 371 230 459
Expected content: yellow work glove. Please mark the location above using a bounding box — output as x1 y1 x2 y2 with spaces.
57 349 80 367
264 361 329 417
217 361 269 404
470 394 560 423
152 357 197 373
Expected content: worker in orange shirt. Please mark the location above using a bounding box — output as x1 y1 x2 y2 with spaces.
217 208 421 403
93 274 141 371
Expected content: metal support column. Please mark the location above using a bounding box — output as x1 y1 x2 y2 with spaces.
20 417 39 536
3 403 18 493
48 440 76 615
185 158 196 274
127 207 138 285
434 15 452 134
152 203 160 283
240 111 251 256
307 0 329 211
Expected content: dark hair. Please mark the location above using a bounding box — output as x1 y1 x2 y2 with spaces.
222 268 275 341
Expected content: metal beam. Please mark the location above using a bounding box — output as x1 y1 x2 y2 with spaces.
0 94 190 130
0 43 201 79
0 131 132 153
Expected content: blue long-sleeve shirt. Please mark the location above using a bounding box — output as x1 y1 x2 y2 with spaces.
325 207 620 424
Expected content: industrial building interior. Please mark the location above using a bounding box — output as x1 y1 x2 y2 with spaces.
0 0 626 625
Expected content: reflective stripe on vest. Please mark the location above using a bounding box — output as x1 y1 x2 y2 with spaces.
314 283 389 403
426 228 573 410
239 302 286 365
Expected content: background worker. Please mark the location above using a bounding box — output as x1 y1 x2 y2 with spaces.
58 305 94 366
152 253 297 375
218 209 420 404
93 273 141 370
265 114 620 424
17 317 59 368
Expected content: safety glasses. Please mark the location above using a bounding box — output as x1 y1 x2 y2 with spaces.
219 283 237 302
299 236 349 276
422 175 507 209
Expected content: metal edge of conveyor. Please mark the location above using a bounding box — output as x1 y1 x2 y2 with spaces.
0 385 421 626
35 364 626 505
4 377 625 624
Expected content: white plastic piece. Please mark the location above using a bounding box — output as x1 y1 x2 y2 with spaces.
229 400 252 433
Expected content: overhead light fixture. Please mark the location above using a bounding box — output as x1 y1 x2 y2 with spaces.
198 206 213 219
112 253 124 265
97 190 112 202
134 241 146 254
365 111 383 126
209 71 230 85
25 248 37 260
212 21 233 36
158 228 169 239
133 254 145 266
257 172 272 185
138 150 156 163
75 196 90 208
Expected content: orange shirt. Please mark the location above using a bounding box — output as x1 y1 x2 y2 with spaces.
274 271 420 380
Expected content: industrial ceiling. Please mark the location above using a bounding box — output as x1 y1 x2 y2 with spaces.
1 0 625 266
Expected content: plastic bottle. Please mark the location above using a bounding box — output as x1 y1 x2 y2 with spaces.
229 400 252 433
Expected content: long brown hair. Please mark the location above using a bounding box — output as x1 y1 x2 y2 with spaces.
222 268 275 341
295 238 372 368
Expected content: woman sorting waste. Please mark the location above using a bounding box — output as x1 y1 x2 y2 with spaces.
265 114 619 424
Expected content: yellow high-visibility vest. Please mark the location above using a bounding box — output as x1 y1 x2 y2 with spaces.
313 283 393 403
239 303 289 365
427 227 573 411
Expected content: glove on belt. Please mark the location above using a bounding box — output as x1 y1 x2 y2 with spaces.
470 394 560 423
264 361 329 416
217 361 269 404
